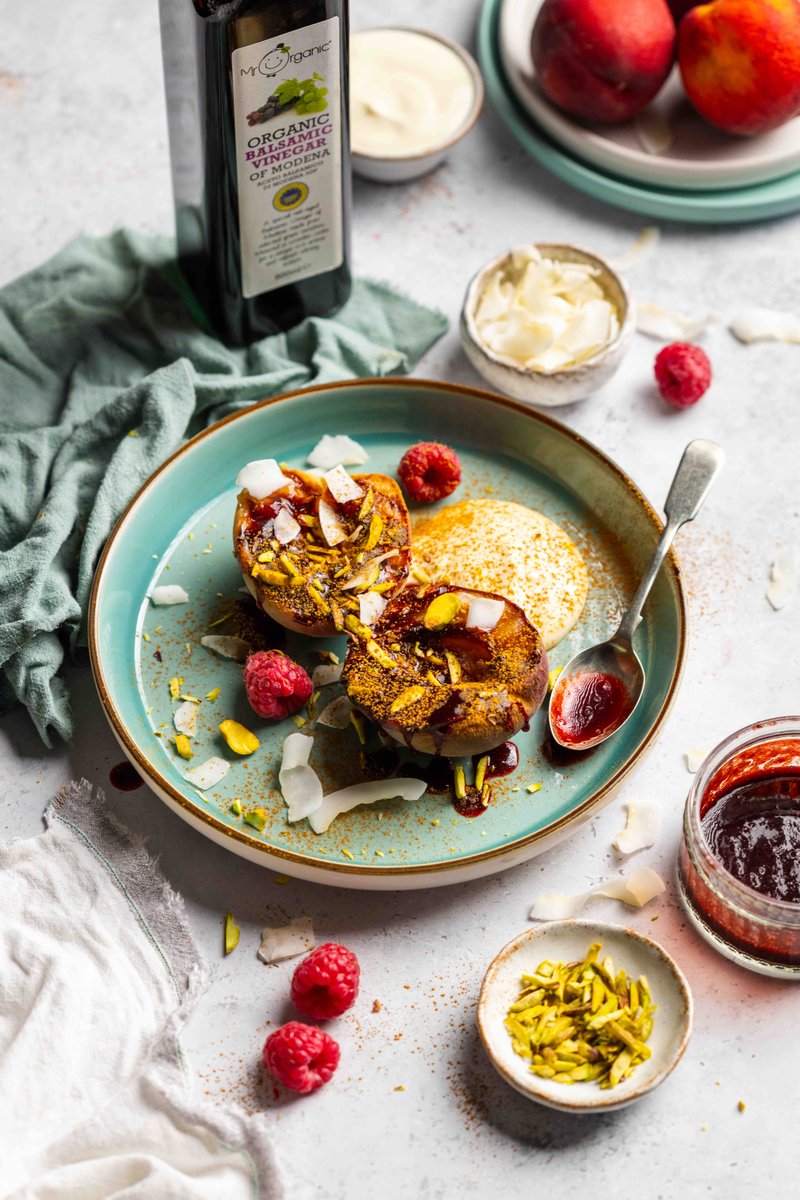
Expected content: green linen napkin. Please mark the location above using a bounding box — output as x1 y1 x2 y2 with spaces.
0 230 448 746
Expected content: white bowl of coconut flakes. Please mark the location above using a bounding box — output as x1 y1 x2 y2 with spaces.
460 243 636 407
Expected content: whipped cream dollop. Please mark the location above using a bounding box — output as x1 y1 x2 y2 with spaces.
351 29 475 158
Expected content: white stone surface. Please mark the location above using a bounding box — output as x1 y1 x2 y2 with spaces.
3 2 800 1197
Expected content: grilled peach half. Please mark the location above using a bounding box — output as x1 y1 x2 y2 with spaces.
234 466 411 637
342 584 549 757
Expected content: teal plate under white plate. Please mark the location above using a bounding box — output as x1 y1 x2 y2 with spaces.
478 0 800 225
89 379 687 890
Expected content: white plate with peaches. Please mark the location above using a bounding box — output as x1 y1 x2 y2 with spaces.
500 0 800 192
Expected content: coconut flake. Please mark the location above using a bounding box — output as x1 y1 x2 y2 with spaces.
610 226 660 270
730 306 800 345
309 777 426 835
201 635 251 662
637 303 714 342
316 696 354 728
184 757 230 790
150 585 189 606
466 596 505 631
173 700 198 738
308 435 369 469
602 867 665 907
766 549 797 611
529 867 665 920
341 551 398 592
324 464 363 504
279 732 324 822
612 801 661 854
312 662 343 688
274 507 301 545
685 748 708 774
635 111 673 156
359 591 387 626
258 916 316 964
318 497 348 546
236 458 291 501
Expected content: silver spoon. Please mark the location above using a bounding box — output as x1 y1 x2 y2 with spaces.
548 439 725 752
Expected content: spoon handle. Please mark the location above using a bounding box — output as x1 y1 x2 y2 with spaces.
616 439 725 642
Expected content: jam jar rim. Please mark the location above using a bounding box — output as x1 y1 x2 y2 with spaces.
685 715 800 923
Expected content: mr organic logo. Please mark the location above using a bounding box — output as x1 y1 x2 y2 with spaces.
241 39 333 80
257 43 290 78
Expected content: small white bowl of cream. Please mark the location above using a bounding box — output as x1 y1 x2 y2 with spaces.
461 243 636 407
350 27 484 183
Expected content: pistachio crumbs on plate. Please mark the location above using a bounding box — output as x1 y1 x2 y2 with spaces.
504 941 657 1088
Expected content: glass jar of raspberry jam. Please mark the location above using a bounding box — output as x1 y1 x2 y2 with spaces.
678 717 800 978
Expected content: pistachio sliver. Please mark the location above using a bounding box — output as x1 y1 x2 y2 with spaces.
224 912 240 955
363 512 384 551
357 486 375 521
445 650 462 684
366 640 397 670
219 719 260 756
423 592 461 630
390 686 428 714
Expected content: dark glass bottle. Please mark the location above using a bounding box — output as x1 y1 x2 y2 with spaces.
159 0 351 346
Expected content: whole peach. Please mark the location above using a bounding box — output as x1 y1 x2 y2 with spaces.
531 0 677 124
679 0 800 135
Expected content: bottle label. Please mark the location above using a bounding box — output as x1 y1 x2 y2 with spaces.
231 18 343 299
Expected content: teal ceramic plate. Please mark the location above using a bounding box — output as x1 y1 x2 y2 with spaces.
89 379 686 890
478 0 800 224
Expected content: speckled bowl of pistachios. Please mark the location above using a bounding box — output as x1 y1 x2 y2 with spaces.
477 921 693 1112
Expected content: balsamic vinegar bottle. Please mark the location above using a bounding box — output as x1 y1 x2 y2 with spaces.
159 0 352 346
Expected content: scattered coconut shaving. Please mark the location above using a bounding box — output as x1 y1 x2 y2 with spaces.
201 635 251 662
529 867 665 920
274 507 301 545
279 732 324 822
150 585 189 606
634 111 672 156
611 226 660 270
637 303 714 342
236 458 290 500
278 731 425 831
316 696 354 728
341 551 398 592
730 306 800 345
308 435 368 469
613 801 661 854
258 916 316 965
312 662 343 688
324 464 363 504
766 549 796 611
318 497 348 546
184 757 230 790
359 591 387 626
466 595 505 631
173 700 198 738
685 749 708 774
309 777 427 835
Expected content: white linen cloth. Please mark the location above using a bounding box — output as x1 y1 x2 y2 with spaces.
0 781 283 1199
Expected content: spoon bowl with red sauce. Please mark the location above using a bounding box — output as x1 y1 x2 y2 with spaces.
549 440 725 752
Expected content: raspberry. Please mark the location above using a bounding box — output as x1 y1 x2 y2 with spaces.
291 943 360 1020
262 1021 340 1093
243 650 312 720
654 342 712 409
398 442 461 504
